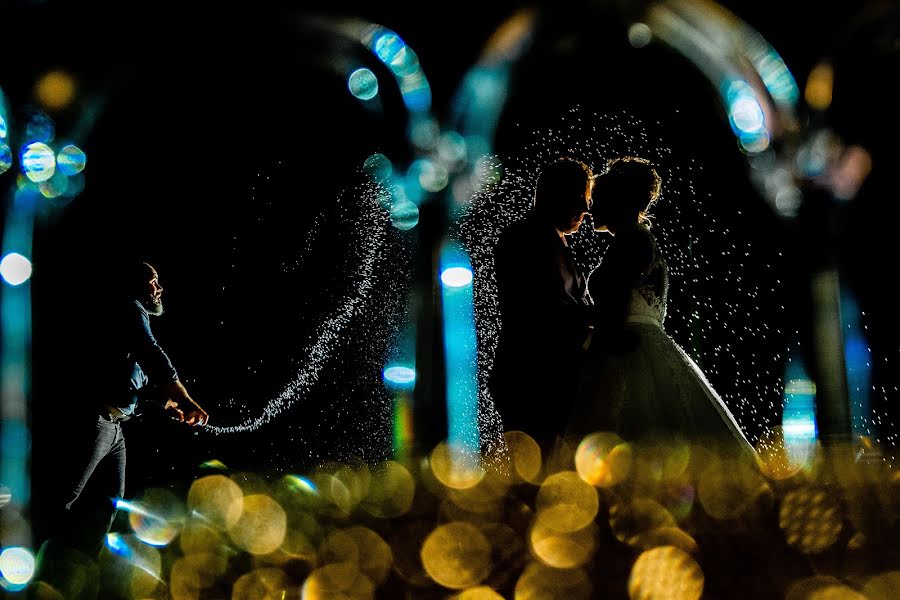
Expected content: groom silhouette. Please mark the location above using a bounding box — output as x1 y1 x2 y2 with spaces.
490 157 594 451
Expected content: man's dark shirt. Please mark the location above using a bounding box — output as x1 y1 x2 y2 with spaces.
490 213 592 444
108 299 178 415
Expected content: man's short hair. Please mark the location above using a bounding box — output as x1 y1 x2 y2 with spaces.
534 157 592 211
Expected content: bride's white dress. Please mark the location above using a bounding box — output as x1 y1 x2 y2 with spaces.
568 223 758 458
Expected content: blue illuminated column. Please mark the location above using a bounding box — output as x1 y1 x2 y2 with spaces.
439 241 479 453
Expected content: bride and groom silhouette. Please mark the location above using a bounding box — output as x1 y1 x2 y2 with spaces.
490 155 757 460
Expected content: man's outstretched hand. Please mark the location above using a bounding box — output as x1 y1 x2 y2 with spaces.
161 379 209 426
164 398 209 426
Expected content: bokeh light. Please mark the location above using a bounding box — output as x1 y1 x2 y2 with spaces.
756 425 813 480
38 169 69 199
515 563 593 600
535 471 599 533
628 23 653 48
575 431 633 487
863 571 900 600
383 364 416 388
0 547 35 589
187 474 244 529
805 62 834 111
101 533 163 599
451 587 505 600
0 253 33 286
227 494 287 555
628 546 704 600
389 198 419 231
0 142 11 174
360 461 415 518
420 522 491 589
440 266 473 288
786 576 868 600
328 526 393 586
503 430 542 483
529 521 597 569
24 112 54 144
429 441 485 490
348 68 379 101
301 562 374 599
21 142 56 182
609 498 677 547
231 568 290 600
121 488 186 546
35 70 77 110
778 487 843 554
362 152 392 182
56 144 87 175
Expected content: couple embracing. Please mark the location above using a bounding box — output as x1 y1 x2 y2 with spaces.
490 156 757 461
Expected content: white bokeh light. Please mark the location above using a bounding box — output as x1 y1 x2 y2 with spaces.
0 547 36 587
440 266 473 288
0 253 33 286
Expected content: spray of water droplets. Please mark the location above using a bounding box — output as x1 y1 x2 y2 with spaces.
456 106 796 447
206 167 413 448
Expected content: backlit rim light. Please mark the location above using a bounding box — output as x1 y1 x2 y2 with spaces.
440 266 473 288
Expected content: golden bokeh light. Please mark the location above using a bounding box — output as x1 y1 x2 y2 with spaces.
786 575 867 600
628 526 698 555
301 562 374 600
420 522 492 589
35 70 77 110
127 487 185 547
575 432 633 488
187 475 244 529
504 430 543 483
310 472 355 516
756 426 813 480
609 498 677 547
321 526 393 586
451 585 506 599
805 62 834 111
98 535 162 600
179 520 226 556
360 461 415 518
628 546 704 600
529 520 597 569
231 568 290 600
227 494 288 555
863 571 900 600
446 467 510 516
535 471 599 533
174 552 228 590
697 457 769 520
281 528 318 563
514 563 593 600
779 487 843 554
169 558 202 600
430 441 486 490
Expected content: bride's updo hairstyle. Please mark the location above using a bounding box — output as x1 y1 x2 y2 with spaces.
598 156 661 227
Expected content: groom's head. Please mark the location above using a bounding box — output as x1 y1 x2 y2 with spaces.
534 157 594 234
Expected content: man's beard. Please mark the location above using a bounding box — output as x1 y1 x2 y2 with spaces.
144 296 164 316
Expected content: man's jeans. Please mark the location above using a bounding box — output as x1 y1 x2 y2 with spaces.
59 412 127 555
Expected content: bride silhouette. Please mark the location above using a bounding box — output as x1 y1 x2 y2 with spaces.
568 156 758 459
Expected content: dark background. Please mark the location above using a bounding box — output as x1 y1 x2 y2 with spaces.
1 0 896 543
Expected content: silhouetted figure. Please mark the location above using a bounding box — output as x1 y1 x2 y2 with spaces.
33 261 209 599
569 157 757 459
490 157 594 451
